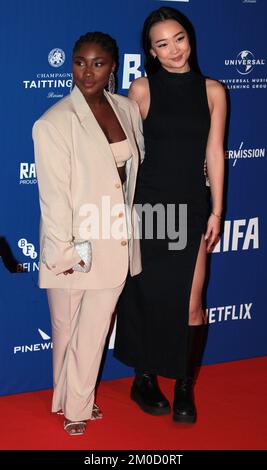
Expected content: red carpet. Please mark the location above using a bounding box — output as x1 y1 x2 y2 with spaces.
0 357 266 450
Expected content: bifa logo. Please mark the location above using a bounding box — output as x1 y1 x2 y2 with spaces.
19 163 37 185
207 303 252 324
17 238 39 272
213 218 259 253
13 329 53 355
122 54 143 89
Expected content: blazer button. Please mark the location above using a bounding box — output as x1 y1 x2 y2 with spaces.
115 183 121 189
118 212 124 218
121 240 127 246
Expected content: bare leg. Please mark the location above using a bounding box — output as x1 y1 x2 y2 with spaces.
173 235 208 423
188 235 207 326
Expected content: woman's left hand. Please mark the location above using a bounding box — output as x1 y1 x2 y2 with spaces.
204 213 221 253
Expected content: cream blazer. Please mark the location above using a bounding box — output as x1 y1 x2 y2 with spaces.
33 86 144 289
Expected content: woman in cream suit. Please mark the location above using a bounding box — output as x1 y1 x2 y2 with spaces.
33 32 143 436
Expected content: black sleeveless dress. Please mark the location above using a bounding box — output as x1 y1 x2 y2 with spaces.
114 67 211 379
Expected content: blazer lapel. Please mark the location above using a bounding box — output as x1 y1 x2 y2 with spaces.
70 86 114 165
70 86 138 158
70 86 139 205
104 91 139 162
104 91 139 207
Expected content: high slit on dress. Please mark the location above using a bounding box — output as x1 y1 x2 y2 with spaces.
114 67 211 379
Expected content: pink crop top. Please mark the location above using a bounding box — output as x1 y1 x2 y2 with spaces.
110 139 131 168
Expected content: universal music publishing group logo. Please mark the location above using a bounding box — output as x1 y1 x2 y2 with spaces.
221 49 266 90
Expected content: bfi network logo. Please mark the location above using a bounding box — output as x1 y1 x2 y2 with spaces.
17 238 39 273
18 238 37 259
19 163 37 185
13 329 53 354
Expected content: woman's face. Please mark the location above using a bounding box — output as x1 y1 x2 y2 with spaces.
72 42 115 99
149 19 191 73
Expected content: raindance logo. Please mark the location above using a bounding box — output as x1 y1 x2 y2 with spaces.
19 162 37 184
13 329 53 354
226 142 265 167
48 48 65 68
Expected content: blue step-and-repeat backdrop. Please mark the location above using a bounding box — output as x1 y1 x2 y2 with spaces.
0 0 266 395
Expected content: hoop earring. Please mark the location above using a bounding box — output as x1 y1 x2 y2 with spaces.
108 72 115 94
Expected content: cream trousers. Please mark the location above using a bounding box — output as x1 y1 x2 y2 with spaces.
47 283 125 421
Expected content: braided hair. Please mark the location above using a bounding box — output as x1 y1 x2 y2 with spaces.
73 31 119 66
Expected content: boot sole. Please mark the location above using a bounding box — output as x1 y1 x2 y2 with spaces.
131 389 171 416
173 413 196 423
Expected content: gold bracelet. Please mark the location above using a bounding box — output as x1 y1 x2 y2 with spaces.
211 211 222 219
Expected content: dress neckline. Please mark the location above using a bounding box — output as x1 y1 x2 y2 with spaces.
158 66 196 83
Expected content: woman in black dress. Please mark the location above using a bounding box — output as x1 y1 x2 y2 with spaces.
114 7 226 423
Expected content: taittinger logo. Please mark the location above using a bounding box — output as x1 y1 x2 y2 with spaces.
48 48 65 68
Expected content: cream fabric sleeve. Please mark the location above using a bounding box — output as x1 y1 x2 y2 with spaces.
130 99 145 163
33 119 81 275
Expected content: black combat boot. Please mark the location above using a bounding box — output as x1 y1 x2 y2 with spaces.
131 372 171 416
173 324 207 423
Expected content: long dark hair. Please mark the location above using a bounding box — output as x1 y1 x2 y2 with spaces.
142 7 200 75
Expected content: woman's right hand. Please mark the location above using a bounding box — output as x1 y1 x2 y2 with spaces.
204 213 221 253
63 259 85 275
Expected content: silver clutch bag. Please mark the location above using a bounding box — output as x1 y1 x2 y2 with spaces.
73 241 92 273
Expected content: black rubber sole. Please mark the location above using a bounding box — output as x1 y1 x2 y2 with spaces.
173 412 196 423
131 389 171 416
